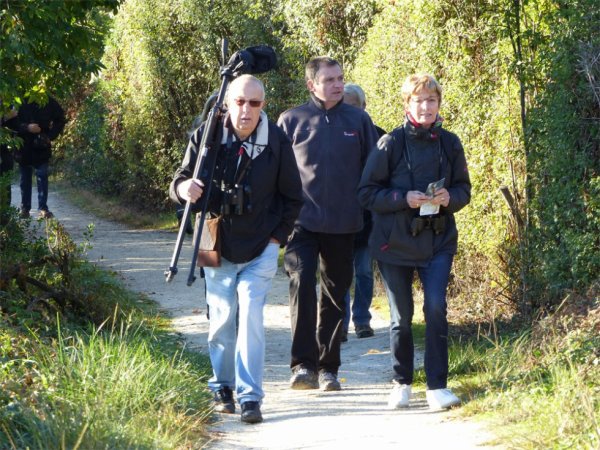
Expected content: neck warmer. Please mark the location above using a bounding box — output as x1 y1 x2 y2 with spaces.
221 110 269 159
405 112 444 140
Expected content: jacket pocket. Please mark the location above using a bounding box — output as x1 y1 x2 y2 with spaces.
386 213 433 261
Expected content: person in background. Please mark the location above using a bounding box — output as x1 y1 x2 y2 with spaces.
170 75 302 424
357 74 471 410
277 57 378 391
12 95 65 219
341 83 386 341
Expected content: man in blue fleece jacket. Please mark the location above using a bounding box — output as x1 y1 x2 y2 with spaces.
277 56 378 391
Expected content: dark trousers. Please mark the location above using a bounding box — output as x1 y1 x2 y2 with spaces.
19 162 49 211
284 226 354 374
378 252 453 390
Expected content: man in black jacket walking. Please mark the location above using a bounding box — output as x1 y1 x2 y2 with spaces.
277 57 378 391
12 96 65 219
170 74 303 423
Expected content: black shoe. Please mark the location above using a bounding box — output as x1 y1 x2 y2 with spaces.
213 386 235 414
341 328 348 343
355 324 374 339
289 366 318 390
240 401 263 424
318 371 341 391
19 208 30 219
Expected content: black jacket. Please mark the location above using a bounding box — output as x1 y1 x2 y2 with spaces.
357 123 471 267
277 96 379 234
170 117 303 264
11 97 65 167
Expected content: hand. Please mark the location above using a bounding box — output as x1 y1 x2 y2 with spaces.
27 123 41 134
431 188 450 207
269 237 280 244
406 191 431 209
177 178 204 202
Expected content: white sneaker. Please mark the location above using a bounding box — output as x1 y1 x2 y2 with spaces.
387 382 411 409
426 388 461 410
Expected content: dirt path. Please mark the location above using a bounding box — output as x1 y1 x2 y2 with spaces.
14 186 502 449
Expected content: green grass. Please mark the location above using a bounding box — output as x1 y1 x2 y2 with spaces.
450 326 599 449
1 316 212 449
1 303 214 449
0 207 215 449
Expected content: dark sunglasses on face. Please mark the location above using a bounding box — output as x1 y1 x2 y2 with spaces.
234 98 264 107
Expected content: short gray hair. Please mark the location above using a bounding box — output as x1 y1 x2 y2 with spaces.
343 83 366 109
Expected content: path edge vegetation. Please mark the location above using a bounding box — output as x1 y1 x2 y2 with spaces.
1 0 599 448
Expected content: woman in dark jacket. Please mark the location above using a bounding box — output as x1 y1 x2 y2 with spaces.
357 74 471 410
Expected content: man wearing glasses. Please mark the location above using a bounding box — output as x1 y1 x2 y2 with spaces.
277 57 379 391
170 74 303 423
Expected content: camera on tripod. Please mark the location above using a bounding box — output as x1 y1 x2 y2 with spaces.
221 183 252 215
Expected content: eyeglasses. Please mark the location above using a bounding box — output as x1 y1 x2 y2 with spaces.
233 98 264 107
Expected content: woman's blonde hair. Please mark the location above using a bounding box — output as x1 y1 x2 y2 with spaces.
401 74 442 108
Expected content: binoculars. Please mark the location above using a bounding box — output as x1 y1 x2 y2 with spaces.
410 215 446 237
221 184 252 216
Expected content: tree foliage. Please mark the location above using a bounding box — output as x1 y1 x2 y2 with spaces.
58 0 299 205
0 0 119 144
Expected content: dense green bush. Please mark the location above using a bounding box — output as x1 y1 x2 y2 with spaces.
525 2 600 304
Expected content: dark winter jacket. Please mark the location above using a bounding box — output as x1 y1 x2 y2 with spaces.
11 97 65 167
169 116 303 264
357 123 471 267
277 96 379 234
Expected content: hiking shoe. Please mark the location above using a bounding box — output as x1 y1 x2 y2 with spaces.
355 324 374 338
39 209 54 219
213 386 235 413
240 401 263 424
318 371 341 391
290 366 318 390
19 208 30 219
387 381 411 409
426 388 461 410
341 328 348 343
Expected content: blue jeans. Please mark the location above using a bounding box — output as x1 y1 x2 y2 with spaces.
19 163 49 211
204 242 279 405
344 245 374 329
378 252 454 390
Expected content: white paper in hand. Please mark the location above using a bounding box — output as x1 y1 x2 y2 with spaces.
419 178 445 216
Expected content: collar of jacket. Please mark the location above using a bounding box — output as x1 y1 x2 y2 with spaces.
309 93 344 112
404 113 444 141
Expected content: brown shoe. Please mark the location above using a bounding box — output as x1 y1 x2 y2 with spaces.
39 209 54 219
